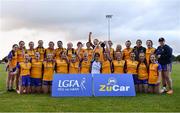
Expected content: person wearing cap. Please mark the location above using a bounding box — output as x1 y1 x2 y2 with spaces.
155 37 173 94
133 39 146 61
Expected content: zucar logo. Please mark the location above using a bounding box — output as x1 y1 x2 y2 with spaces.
99 77 130 92
57 77 86 91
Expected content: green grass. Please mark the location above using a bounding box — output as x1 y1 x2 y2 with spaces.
0 64 180 112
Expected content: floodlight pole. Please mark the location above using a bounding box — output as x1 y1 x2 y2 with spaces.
106 15 112 41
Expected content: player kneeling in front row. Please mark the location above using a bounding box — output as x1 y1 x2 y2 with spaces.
69 54 79 74
126 52 139 92
137 53 148 93
111 52 126 74
55 51 69 74
79 52 91 74
101 52 112 74
148 54 162 94
42 54 55 94
30 52 43 93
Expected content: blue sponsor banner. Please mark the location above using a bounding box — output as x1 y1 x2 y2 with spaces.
52 74 92 97
93 74 136 96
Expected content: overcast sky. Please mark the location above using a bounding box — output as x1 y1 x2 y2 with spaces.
0 0 180 58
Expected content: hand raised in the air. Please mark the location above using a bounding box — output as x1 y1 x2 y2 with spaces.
89 32 92 36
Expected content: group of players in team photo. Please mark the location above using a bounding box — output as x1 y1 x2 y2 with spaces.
6 32 173 95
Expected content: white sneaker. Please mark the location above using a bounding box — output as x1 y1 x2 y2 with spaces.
160 87 167 93
16 90 20 94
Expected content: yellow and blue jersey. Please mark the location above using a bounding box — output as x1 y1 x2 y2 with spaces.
137 63 148 80
69 62 79 74
17 48 26 62
94 47 104 61
102 60 112 74
79 60 91 74
148 62 162 84
122 48 133 60
43 61 55 81
66 49 75 60
84 49 93 60
36 47 45 61
126 60 138 74
55 48 66 60
112 60 125 74
55 59 68 74
27 49 36 61
17 62 31 76
76 48 85 59
31 60 43 79
146 48 156 65
8 51 17 69
109 48 115 60
45 48 55 59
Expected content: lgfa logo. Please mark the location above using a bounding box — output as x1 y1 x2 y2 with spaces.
58 77 86 91
99 77 130 92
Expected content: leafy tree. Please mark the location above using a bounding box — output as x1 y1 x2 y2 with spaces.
176 55 180 62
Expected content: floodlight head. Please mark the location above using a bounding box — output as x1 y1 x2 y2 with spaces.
106 15 113 18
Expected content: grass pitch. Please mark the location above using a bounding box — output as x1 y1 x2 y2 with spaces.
0 64 180 112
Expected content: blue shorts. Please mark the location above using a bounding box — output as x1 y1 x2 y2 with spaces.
161 63 172 72
31 78 42 86
148 83 160 87
138 79 148 84
21 75 31 86
43 81 52 85
133 74 139 85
